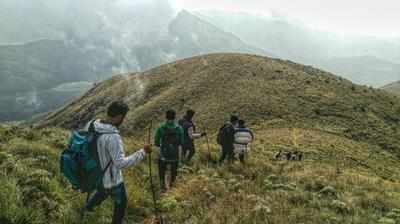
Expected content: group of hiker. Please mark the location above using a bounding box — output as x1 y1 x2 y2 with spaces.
64 101 254 223
155 109 255 192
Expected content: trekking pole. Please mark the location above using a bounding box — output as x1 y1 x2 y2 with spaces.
146 120 164 224
205 130 212 165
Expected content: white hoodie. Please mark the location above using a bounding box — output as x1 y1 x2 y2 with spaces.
85 120 146 189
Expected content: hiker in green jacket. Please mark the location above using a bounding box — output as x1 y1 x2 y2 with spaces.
155 109 184 192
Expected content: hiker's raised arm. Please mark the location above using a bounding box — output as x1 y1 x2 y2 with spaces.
188 126 202 139
109 135 146 169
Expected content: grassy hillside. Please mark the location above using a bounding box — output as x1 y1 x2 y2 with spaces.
40 53 400 156
2 123 400 223
3 53 400 223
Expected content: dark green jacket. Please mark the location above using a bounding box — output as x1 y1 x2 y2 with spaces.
155 121 184 161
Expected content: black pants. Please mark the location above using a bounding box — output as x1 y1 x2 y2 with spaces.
158 159 178 190
181 144 195 162
85 183 127 224
238 153 245 163
219 144 234 163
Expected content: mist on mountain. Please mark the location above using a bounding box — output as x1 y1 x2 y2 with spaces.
0 1 399 122
195 10 400 87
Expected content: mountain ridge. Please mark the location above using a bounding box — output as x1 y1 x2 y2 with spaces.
382 81 400 95
39 53 400 156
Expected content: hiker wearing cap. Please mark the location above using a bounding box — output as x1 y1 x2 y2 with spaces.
179 109 207 163
155 110 184 192
217 115 239 163
81 101 152 224
233 120 254 163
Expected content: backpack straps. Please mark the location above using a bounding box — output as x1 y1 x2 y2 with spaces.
88 119 97 133
86 160 113 203
102 160 113 177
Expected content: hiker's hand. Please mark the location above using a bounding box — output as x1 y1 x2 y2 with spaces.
144 144 152 154
201 132 207 137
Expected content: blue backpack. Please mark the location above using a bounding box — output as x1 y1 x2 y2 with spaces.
60 121 112 196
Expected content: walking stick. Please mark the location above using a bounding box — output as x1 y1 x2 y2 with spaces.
146 120 164 224
205 130 213 165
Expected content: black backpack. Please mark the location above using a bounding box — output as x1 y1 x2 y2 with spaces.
161 126 181 161
178 118 195 146
217 123 234 146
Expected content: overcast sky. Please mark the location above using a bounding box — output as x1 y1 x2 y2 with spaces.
173 0 400 37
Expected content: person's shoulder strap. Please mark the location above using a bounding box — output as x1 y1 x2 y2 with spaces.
88 119 101 135
175 125 182 132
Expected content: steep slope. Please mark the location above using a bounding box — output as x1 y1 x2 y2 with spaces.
40 53 400 155
382 81 400 95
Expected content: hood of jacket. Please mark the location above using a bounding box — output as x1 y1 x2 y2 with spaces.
88 119 119 134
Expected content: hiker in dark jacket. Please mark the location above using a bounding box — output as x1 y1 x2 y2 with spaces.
233 120 255 163
218 115 239 163
82 101 152 224
179 109 206 163
155 110 184 192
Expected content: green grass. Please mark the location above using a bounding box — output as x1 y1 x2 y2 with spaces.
1 124 400 224
8 53 400 223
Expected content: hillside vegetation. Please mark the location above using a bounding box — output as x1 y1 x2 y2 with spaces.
2 53 400 223
41 53 400 156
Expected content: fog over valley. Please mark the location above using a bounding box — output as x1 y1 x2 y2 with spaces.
0 0 399 121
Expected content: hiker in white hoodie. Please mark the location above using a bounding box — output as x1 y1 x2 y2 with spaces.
82 101 152 224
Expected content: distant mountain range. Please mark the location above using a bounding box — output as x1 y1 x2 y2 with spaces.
320 56 400 87
0 10 268 121
195 10 400 86
132 10 269 71
1 5 399 121
0 40 110 121
382 81 400 95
